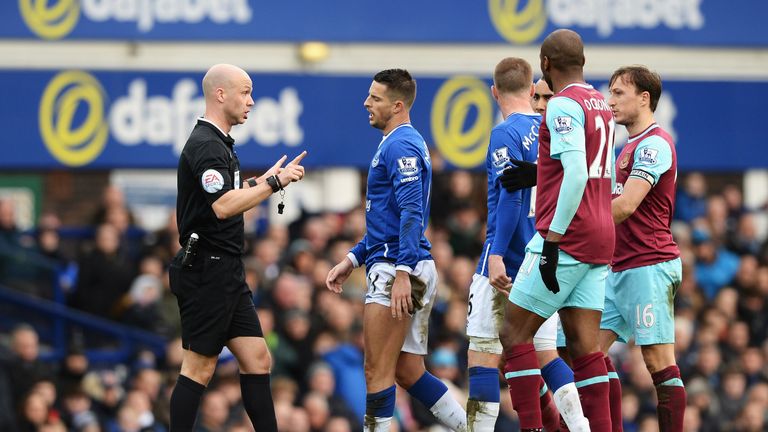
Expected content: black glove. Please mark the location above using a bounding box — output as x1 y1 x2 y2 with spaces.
500 159 537 192
540 240 560 294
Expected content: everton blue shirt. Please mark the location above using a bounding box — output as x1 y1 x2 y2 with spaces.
349 124 433 272
476 113 539 277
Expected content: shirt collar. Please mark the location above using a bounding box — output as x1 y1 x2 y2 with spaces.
198 117 235 145
380 122 412 146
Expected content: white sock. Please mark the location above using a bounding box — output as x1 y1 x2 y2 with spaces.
553 383 590 432
363 415 392 432
429 391 468 432
466 399 499 432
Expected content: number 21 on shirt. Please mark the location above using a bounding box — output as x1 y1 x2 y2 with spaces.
589 116 615 179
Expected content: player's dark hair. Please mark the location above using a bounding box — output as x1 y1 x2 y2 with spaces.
373 69 417 109
494 57 533 94
610 65 663 112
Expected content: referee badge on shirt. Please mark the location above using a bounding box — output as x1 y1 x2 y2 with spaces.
492 147 510 168
397 157 419 175
201 169 224 193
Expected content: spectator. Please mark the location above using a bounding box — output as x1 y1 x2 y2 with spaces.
69 224 135 320
717 366 748 429
303 392 330 432
674 172 707 222
18 391 62 432
194 390 229 432
693 228 740 299
3 324 55 404
60 389 99 432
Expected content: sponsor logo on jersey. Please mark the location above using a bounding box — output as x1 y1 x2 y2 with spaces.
638 148 658 165
619 152 630 169
398 157 419 175
553 116 573 134
201 169 224 193
492 147 510 168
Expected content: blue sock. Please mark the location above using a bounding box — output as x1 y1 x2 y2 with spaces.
468 366 500 402
366 385 396 418
407 372 447 408
541 357 574 393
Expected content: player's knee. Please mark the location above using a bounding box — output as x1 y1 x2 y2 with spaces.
395 353 426 387
181 356 217 385
641 345 675 374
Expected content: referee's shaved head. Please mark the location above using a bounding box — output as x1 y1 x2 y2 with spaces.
540 29 585 72
202 64 250 99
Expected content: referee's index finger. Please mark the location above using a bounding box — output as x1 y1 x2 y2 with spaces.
289 150 308 165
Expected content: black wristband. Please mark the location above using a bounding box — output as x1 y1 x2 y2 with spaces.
246 177 257 188
266 175 280 193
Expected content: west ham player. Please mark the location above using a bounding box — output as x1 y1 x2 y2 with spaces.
326 69 467 432
498 29 615 432
600 65 685 431
465 60 587 431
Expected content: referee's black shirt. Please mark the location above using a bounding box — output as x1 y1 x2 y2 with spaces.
176 119 244 256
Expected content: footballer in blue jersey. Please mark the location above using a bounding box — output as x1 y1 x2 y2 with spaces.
348 123 433 272
326 69 467 432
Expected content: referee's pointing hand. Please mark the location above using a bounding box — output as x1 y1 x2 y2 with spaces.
277 151 307 186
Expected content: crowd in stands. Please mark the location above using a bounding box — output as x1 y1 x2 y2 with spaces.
1 164 767 432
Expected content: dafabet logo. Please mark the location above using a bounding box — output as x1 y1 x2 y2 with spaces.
488 0 704 44
38 71 305 167
19 0 253 39
19 0 80 40
431 76 494 169
39 71 108 167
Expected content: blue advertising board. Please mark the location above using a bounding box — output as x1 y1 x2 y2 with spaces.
2 0 767 46
0 69 760 171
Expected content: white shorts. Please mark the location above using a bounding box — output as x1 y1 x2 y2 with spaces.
365 260 437 355
466 274 560 354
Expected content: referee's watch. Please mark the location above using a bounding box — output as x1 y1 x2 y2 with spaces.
246 177 258 188
266 175 281 193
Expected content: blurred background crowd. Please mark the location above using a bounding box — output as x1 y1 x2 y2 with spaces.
1 157 767 432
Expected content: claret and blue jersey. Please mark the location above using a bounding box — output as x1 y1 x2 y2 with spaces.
350 124 433 272
476 113 540 278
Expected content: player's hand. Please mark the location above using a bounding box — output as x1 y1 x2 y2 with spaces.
540 240 560 294
326 257 354 294
488 255 511 296
277 151 307 186
390 271 413 320
500 159 537 192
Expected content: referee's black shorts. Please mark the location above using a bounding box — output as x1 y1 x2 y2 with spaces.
169 248 263 357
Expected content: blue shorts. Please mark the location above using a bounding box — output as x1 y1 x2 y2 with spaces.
600 258 682 345
509 246 608 319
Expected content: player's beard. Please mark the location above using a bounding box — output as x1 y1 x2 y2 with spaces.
370 111 390 130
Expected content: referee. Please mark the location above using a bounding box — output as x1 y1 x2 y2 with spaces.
168 63 306 432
